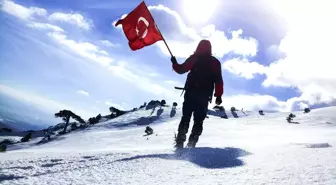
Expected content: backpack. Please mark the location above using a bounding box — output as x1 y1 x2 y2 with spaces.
183 55 216 101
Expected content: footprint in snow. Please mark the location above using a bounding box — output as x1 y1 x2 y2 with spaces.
41 163 63 168
293 143 332 148
305 143 332 148
4 166 34 170
50 159 63 162
82 156 94 159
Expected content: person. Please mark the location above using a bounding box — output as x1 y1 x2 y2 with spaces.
171 39 223 148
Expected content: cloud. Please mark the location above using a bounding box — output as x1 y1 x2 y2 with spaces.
220 0 336 107
2 1 111 67
223 58 266 79
148 5 200 40
100 40 119 48
114 5 258 58
4 0 175 101
27 22 64 32
265 44 286 62
1 0 184 120
48 31 113 66
105 101 129 110
105 100 125 110
107 60 179 102
2 0 181 107
108 63 166 95
145 5 258 58
121 102 128 109
2 0 92 30
0 84 95 119
164 80 182 86
1 0 47 20
48 12 92 30
298 102 309 110
201 27 258 57
112 14 127 28
264 0 336 106
211 93 307 112
77 90 89 97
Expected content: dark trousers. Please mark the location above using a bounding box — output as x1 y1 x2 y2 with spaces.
177 91 209 144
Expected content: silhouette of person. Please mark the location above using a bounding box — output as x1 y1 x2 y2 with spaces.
171 40 224 148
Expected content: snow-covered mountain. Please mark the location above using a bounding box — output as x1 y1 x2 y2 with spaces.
1 105 336 185
0 93 57 131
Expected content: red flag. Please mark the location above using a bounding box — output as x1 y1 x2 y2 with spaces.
115 2 163 51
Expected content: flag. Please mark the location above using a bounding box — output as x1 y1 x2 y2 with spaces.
115 2 163 51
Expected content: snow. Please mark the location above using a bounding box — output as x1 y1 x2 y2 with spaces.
1 106 336 185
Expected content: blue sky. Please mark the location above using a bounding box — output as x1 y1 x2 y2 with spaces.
1 0 336 128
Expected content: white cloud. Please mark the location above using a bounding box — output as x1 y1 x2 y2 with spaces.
105 101 130 110
210 94 306 112
77 90 89 97
145 5 258 58
149 72 159 77
164 80 175 85
265 44 286 62
105 100 125 110
164 80 181 86
1 0 47 20
148 5 201 41
2 1 186 109
0 84 95 119
49 12 92 30
100 40 119 48
48 31 113 66
3 1 112 67
108 61 179 102
108 64 165 95
201 27 258 57
2 0 181 113
112 14 127 28
114 5 258 58
261 0 336 106
27 22 64 32
220 0 336 107
121 102 128 109
223 58 266 79
298 102 309 110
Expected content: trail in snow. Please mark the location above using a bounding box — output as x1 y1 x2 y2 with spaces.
1 106 336 185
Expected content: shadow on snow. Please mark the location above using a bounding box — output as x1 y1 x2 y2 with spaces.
0 175 25 182
116 147 251 169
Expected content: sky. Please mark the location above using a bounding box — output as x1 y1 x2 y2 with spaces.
1 0 336 128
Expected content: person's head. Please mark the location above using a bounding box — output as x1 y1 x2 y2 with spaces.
195 39 212 55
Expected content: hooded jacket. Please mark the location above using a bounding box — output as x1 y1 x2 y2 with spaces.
172 40 223 97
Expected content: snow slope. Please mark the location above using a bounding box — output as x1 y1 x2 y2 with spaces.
1 106 336 185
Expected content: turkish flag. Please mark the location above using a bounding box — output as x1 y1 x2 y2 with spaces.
115 2 163 51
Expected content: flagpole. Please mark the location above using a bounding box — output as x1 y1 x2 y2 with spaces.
144 1 174 57
154 23 173 57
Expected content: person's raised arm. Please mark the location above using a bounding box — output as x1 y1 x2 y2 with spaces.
171 55 197 74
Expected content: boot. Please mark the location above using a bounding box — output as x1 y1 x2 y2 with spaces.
174 142 184 149
174 133 186 149
186 141 196 148
187 134 199 148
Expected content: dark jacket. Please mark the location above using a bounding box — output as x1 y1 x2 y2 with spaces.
172 40 224 98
